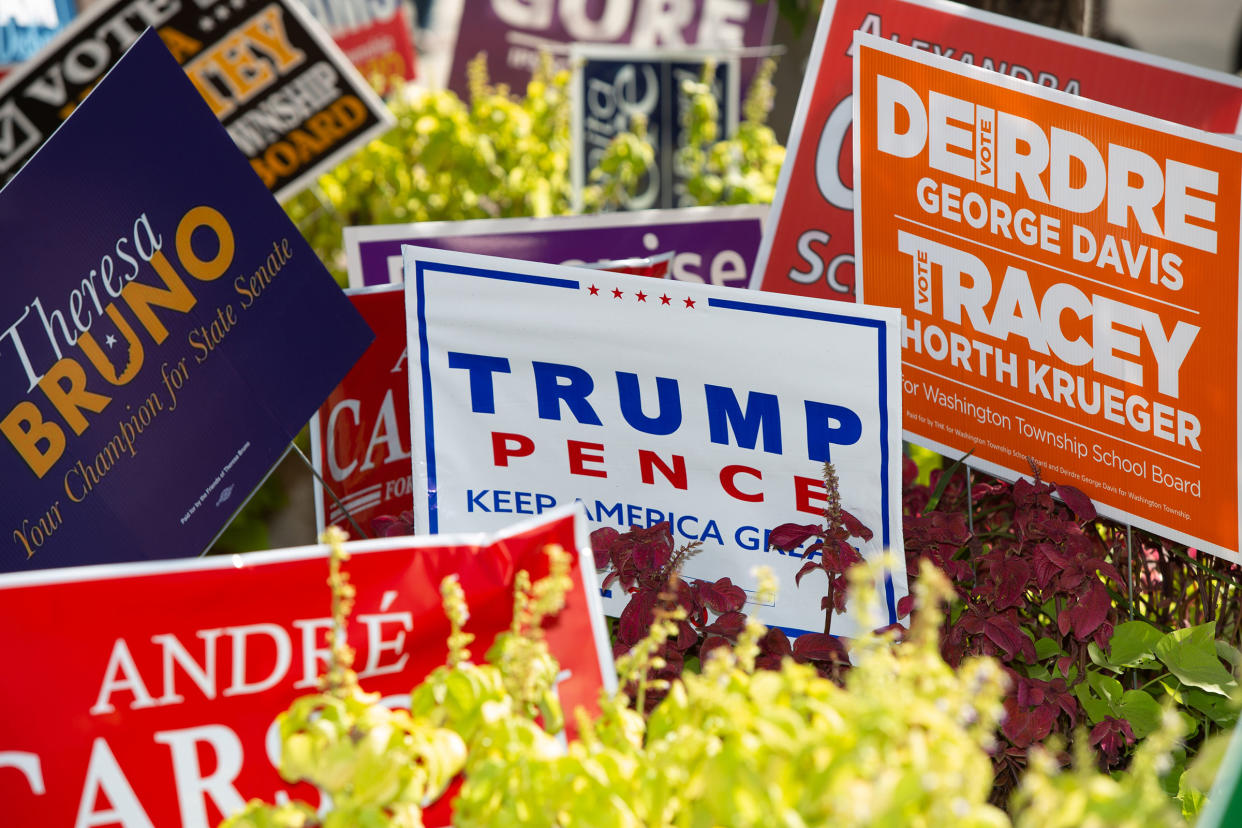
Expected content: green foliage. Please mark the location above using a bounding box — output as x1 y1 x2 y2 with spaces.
1010 712 1187 828
221 529 467 828
284 55 576 282
284 56 786 283
676 59 786 206
1085 619 1240 744
220 548 1226 827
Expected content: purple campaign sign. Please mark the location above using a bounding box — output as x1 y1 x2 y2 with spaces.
344 206 767 289
0 31 373 572
445 0 775 100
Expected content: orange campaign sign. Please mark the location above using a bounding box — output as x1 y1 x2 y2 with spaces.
854 34 1242 564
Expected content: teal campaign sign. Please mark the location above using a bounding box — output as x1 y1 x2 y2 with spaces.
0 31 373 571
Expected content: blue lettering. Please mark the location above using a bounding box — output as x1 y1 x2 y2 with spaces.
533 361 602 425
735 525 760 550
645 508 667 527
675 514 700 537
595 500 623 524
535 493 556 513
467 489 490 512
515 490 533 513
493 490 512 512
705 385 782 454
447 352 511 414
617 372 682 435
700 520 723 545
626 503 644 526
805 401 863 462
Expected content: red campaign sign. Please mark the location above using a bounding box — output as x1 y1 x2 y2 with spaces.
312 287 412 536
751 0 1242 303
0 506 614 828
331 5 419 90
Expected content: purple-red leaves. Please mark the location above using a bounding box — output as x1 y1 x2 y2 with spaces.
370 510 415 537
1062 580 1111 641
1089 716 1135 768
590 526 621 570
617 591 657 648
793 632 849 664
693 577 746 614
702 611 747 638
767 523 821 551
984 614 1036 663
1002 698 1057 748
1055 483 1097 522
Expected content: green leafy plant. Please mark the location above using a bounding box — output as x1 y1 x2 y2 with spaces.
676 58 786 206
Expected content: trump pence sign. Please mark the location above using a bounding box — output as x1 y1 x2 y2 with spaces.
855 35 1242 563
403 246 904 636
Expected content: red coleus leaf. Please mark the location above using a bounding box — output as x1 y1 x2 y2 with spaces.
839 509 874 542
1002 699 1057 748
1066 580 1111 640
1089 716 1135 767
760 628 793 659
896 593 915 620
795 560 821 587
822 539 864 575
693 577 747 614
1054 484 1097 522
671 619 699 652
590 526 621 569
370 510 416 538
617 591 657 647
793 632 848 664
768 522 822 551
983 613 1035 663
702 610 747 638
631 523 674 571
700 635 731 661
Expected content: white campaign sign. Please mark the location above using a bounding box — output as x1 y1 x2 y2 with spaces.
403 246 904 636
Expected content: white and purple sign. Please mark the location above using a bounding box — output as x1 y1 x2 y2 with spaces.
345 206 767 289
0 32 373 572
402 245 904 636
444 0 775 100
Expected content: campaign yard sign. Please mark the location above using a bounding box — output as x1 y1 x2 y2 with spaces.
0 0 392 199
854 34 1242 564
403 246 904 636
0 506 615 828
444 0 774 102
299 0 418 88
751 0 1242 304
345 205 767 289
310 284 409 535
0 0 75 71
571 45 737 211
0 30 374 572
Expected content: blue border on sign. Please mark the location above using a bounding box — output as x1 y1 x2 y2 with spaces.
707 297 895 627
415 263 895 628
415 262 582 534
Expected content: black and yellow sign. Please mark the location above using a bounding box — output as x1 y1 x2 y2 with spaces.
0 0 392 199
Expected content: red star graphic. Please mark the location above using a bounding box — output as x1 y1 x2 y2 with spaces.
636 291 648 302
612 287 624 299
683 297 696 309
660 294 671 305
588 284 599 295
